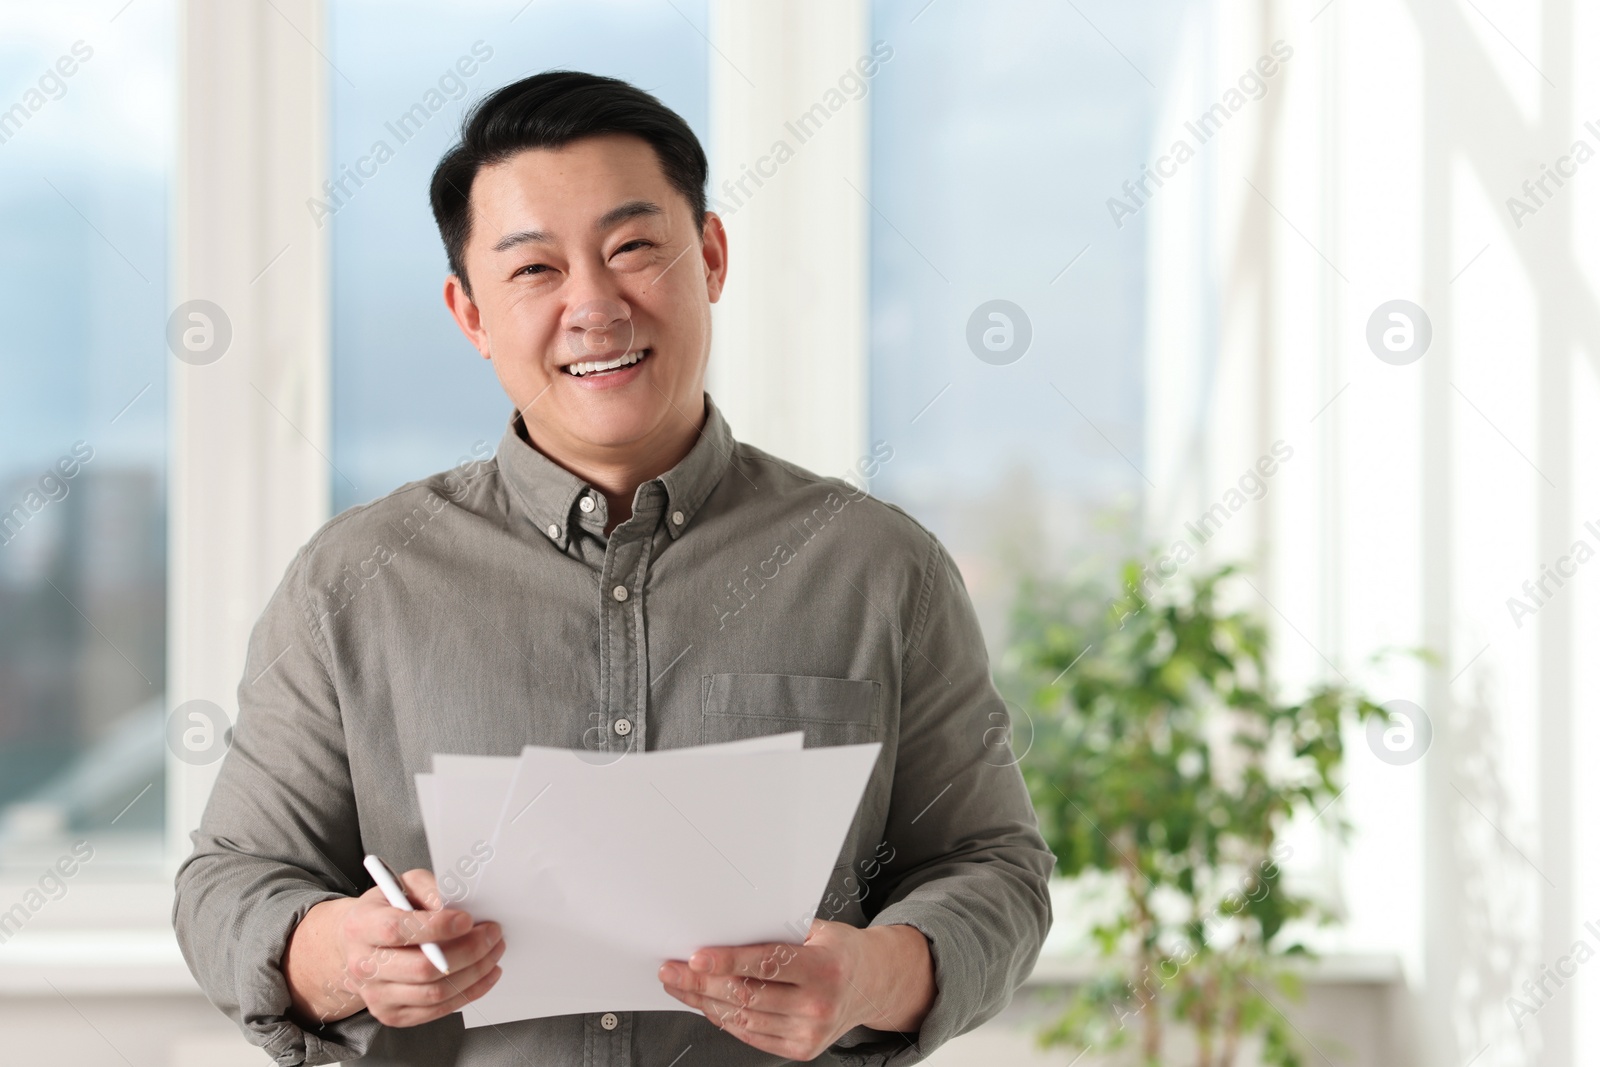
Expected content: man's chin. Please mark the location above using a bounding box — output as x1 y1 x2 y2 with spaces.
529 403 682 455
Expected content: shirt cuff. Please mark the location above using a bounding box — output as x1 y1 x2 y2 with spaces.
227 887 383 1066
829 901 986 1066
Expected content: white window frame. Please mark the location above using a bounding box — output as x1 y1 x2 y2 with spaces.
705 0 870 478
165 0 331 879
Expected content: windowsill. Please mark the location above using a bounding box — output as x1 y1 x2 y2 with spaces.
1023 951 1404 987
0 927 199 995
0 876 173 929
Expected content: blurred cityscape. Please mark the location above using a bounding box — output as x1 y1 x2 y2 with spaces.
0 465 166 874
0 4 172 874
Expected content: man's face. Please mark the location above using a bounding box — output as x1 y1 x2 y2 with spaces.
444 133 726 460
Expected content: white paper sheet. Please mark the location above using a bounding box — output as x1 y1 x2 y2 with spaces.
419 735 808 906
419 755 520 905
410 735 880 1027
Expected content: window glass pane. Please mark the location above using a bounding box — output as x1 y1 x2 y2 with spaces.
329 0 710 512
0 4 172 875
868 0 1194 639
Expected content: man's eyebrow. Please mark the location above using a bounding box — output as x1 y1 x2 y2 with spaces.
594 199 663 231
490 200 664 255
492 228 553 253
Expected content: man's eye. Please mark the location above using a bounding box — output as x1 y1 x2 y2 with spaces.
516 263 551 277
613 240 651 255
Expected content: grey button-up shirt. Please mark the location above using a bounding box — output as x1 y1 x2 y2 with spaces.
173 395 1054 1066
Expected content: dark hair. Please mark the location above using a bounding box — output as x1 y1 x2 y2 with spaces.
429 70 708 296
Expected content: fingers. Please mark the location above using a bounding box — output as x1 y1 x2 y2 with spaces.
659 932 859 1059
347 887 474 948
399 867 443 909
438 922 503 974
682 939 806 983
367 950 506 1029
428 960 505 1019
664 985 842 1061
379 922 504 985
658 962 807 1015
331 874 509 1029
433 934 505 993
390 908 474 947
661 986 795 1038
381 934 505 996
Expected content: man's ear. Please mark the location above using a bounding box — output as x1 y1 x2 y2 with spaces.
701 212 729 304
443 274 492 359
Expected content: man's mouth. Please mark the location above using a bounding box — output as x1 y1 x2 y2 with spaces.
563 348 651 377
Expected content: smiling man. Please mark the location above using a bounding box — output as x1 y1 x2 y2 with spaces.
173 71 1053 1066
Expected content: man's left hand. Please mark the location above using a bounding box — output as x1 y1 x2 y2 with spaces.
657 919 934 1060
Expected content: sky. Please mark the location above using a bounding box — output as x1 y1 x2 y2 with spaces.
0 0 172 481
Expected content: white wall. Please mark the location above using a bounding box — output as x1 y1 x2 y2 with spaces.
1144 1 1600 1064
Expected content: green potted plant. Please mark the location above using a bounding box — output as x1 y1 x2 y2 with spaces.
1007 558 1394 1066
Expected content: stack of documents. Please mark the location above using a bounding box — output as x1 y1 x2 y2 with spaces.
414 733 881 1026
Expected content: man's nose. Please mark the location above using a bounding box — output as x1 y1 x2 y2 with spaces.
565 297 634 358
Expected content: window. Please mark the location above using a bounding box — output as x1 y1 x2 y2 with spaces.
867 0 1195 640
0 2 173 876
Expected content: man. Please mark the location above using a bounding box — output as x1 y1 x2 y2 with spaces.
173 70 1053 1066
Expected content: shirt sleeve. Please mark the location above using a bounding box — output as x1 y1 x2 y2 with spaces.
171 545 382 1066
835 534 1057 1066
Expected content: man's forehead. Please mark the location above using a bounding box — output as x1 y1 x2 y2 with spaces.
470 138 679 247
490 200 665 254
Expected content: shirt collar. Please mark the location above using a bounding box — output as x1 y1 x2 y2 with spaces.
495 392 735 548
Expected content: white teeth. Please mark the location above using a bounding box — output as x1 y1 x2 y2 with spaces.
565 349 647 376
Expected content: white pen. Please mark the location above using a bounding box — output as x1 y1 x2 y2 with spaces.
362 854 451 975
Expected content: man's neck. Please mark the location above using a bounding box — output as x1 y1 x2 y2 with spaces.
519 404 705 535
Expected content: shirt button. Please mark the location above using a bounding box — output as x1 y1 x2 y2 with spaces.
546 524 560 539
613 718 632 736
600 1012 619 1030
672 510 685 526
612 585 629 602
579 495 596 513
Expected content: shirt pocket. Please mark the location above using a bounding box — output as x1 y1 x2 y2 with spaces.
700 673 881 748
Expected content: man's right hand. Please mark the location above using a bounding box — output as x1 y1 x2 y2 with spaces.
283 867 505 1028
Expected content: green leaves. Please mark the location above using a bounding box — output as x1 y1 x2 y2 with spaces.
1011 556 1399 1065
